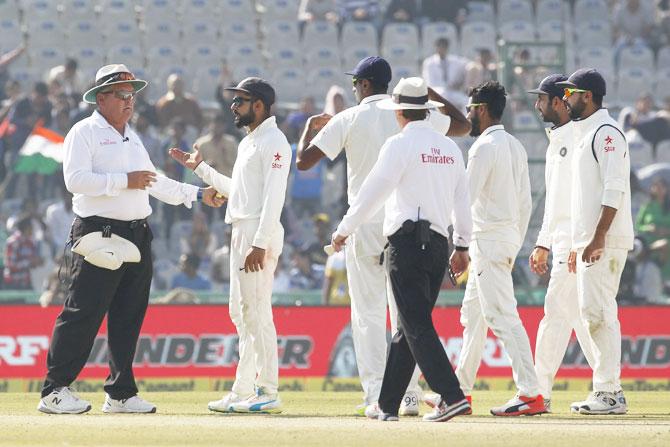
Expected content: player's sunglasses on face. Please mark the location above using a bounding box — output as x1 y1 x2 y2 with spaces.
465 102 486 113
231 96 253 106
100 90 136 100
352 77 368 86
563 88 588 98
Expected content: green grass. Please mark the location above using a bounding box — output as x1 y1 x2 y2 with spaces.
1 391 669 446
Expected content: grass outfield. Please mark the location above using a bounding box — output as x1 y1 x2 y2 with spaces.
1 391 669 447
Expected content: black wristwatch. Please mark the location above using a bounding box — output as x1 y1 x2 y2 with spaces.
454 245 468 252
196 188 204 202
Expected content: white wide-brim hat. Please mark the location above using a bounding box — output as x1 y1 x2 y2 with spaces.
83 63 148 104
378 77 444 110
71 231 141 270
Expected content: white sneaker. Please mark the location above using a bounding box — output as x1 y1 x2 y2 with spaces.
577 391 627 415
208 392 245 413
423 393 441 408
228 388 282 414
364 402 380 419
102 394 156 413
423 398 471 422
399 392 420 416
616 390 628 413
38 387 91 414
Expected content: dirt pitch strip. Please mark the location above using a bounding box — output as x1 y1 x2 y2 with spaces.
2 391 669 446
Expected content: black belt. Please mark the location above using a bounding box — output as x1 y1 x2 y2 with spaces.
77 215 148 229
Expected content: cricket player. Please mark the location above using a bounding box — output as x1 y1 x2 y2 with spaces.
296 57 471 417
170 78 291 414
527 74 597 413
557 68 632 414
456 81 544 416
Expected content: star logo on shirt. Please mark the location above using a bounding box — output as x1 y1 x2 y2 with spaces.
605 135 613 145
274 152 282 161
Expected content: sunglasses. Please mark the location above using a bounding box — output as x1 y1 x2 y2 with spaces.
231 96 253 106
563 88 588 98
352 77 368 86
97 71 136 86
100 90 136 100
465 102 486 112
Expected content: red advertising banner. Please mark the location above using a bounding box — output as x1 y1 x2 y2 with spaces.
1 306 669 379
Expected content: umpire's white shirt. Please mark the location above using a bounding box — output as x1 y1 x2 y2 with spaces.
535 121 575 251
467 124 532 248
337 120 472 246
571 108 634 250
194 116 291 249
312 94 451 255
63 110 198 220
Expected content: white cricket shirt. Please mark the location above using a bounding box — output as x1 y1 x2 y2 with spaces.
570 108 634 250
535 121 575 251
63 110 198 221
337 120 472 246
467 124 532 247
194 116 291 249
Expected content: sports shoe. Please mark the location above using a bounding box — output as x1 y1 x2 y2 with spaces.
424 393 472 415
228 388 282 414
208 392 245 413
102 394 156 413
355 403 367 416
422 398 471 422
543 398 552 413
364 402 380 419
378 411 399 421
38 387 92 414
490 394 545 416
399 391 420 416
576 391 627 415
616 390 628 413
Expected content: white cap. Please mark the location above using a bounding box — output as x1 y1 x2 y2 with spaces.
377 77 444 111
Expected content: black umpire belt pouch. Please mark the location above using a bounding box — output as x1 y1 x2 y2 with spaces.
393 219 432 245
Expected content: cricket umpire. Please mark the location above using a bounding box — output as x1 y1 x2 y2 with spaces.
332 77 472 422
38 64 223 415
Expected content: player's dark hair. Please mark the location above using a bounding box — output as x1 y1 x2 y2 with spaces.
592 93 603 107
401 109 428 121
468 81 507 120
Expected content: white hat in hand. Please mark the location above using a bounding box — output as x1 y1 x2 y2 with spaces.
71 232 141 270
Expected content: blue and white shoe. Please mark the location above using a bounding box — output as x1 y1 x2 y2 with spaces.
228 388 282 414
208 392 245 413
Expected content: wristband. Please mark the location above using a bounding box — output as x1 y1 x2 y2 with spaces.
454 245 468 252
534 245 549 252
196 188 204 202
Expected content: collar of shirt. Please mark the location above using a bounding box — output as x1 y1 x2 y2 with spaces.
245 115 277 141
546 120 571 138
571 108 610 134
481 123 505 137
402 120 433 133
90 109 129 137
360 94 389 105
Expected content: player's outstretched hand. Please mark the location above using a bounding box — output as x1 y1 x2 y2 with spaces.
169 143 203 171
201 186 226 208
127 171 157 190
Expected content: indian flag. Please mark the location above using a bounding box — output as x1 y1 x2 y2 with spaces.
14 124 65 175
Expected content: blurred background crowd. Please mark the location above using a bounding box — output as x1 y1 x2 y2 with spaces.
1 0 670 306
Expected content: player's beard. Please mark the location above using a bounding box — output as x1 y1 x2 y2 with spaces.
539 105 560 126
567 97 586 120
234 108 255 128
469 113 481 137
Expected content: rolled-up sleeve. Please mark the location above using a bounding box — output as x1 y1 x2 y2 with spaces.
252 133 292 249
63 125 127 196
148 174 199 207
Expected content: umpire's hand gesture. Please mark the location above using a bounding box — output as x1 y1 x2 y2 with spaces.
169 143 203 171
127 171 157 189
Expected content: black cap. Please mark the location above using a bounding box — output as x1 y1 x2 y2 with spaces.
527 73 568 98
224 77 276 106
556 68 606 96
345 56 392 85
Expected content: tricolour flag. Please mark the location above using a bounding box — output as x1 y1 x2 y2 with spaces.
14 124 64 175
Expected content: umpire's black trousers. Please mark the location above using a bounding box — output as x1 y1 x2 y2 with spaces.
41 215 153 400
378 229 465 415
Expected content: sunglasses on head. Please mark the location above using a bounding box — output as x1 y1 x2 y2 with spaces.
352 77 369 86
231 96 254 106
563 87 588 98
98 71 136 86
465 102 486 112
100 90 136 100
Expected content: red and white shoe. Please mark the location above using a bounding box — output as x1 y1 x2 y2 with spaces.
490 394 545 416
424 393 472 415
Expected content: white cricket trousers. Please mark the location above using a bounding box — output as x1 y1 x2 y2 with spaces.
456 239 540 397
576 247 627 393
346 246 422 405
535 248 596 398
229 219 283 396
